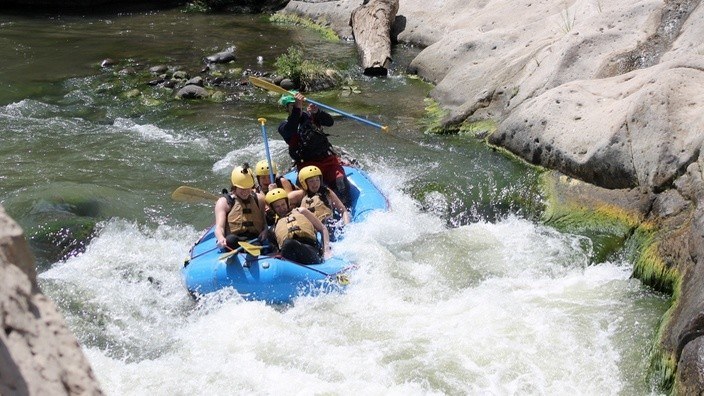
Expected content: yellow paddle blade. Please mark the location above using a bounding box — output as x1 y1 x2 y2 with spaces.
238 241 263 256
171 186 220 203
249 76 290 95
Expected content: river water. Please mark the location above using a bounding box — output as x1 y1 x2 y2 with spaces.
0 9 667 395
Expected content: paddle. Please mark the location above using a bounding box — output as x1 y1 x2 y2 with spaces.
218 238 260 261
237 240 270 256
258 117 275 185
172 186 220 203
218 245 244 261
248 76 389 133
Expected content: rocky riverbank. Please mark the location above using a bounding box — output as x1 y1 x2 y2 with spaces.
1 0 702 393
281 0 704 393
0 206 103 395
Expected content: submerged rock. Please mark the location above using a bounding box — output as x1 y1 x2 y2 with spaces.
205 50 236 64
176 85 210 99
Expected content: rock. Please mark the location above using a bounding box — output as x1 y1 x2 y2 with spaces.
148 65 168 75
100 58 115 68
272 0 704 391
676 336 704 395
280 78 296 90
175 85 210 99
118 67 136 76
124 89 141 98
172 70 189 80
281 0 361 38
490 57 704 191
185 76 204 87
0 205 103 395
205 50 236 64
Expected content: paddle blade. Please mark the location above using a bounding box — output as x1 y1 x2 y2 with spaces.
172 186 220 203
249 76 290 95
238 241 265 256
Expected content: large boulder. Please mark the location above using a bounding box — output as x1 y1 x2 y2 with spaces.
490 56 704 191
283 0 704 392
0 205 103 395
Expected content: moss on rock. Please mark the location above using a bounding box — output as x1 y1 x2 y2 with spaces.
270 13 340 42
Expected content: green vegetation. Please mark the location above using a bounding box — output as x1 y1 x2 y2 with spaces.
459 119 498 139
541 173 648 264
274 47 330 88
270 13 340 42
421 98 458 134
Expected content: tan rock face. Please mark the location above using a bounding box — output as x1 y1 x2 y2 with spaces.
492 57 704 190
0 205 103 395
281 0 704 392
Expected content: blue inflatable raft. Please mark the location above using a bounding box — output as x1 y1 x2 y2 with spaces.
181 166 388 304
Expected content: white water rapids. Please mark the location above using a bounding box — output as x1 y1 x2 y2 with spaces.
38 171 665 395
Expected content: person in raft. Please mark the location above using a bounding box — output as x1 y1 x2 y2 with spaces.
253 159 295 195
265 187 332 264
277 91 351 207
254 159 296 225
214 164 268 250
288 165 350 240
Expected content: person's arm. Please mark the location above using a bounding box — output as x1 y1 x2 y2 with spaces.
297 207 331 258
307 102 334 127
327 189 350 225
288 189 305 208
278 176 295 192
278 106 302 142
214 197 230 247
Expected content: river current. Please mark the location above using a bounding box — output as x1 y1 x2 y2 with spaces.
0 9 667 395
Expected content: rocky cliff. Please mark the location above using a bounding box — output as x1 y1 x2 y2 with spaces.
0 205 103 395
282 0 704 392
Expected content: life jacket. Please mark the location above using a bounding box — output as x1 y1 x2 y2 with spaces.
301 187 333 222
273 210 317 248
292 119 333 162
225 192 265 238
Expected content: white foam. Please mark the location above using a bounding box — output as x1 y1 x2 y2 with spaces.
39 172 662 394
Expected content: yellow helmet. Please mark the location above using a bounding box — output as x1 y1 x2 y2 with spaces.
265 188 288 205
230 166 255 189
255 160 277 177
298 166 322 190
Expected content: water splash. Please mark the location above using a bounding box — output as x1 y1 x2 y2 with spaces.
37 172 666 395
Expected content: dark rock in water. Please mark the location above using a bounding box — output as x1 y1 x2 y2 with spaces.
280 78 295 90
176 85 209 99
162 79 176 89
148 78 164 86
273 75 284 85
149 65 168 74
28 217 97 269
185 76 204 87
205 50 236 64
100 58 116 68
243 68 268 77
118 67 136 76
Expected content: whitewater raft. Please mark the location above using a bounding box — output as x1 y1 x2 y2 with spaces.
181 166 388 304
